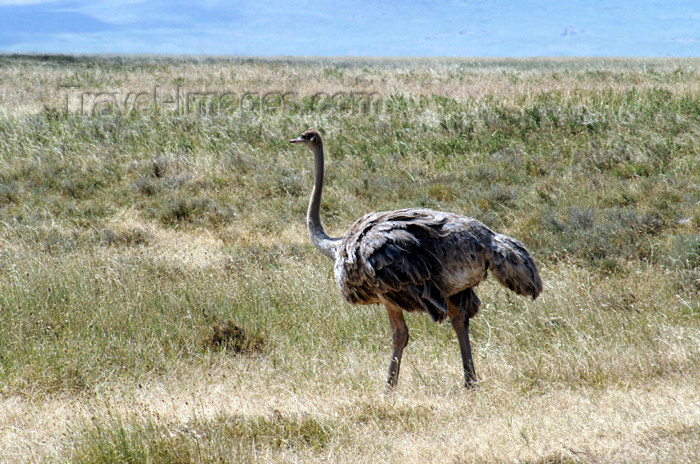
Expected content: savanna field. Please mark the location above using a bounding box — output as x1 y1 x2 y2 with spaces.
0 55 698 463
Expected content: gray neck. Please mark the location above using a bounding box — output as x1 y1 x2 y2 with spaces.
307 142 339 260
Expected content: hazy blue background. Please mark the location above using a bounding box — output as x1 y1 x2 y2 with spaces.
1 0 698 57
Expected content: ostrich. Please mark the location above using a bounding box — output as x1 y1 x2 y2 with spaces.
290 129 542 389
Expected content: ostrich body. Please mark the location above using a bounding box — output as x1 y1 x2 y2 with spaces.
290 129 542 389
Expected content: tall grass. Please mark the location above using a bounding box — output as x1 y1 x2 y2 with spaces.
0 55 698 463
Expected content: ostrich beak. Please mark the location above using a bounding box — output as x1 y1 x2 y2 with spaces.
290 136 304 143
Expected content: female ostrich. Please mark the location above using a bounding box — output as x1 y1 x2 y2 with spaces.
290 129 542 389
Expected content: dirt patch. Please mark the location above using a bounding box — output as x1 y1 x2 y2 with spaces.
204 320 265 355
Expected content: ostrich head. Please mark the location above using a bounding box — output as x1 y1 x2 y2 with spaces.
290 129 322 147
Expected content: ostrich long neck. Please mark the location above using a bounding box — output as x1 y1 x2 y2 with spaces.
308 141 339 260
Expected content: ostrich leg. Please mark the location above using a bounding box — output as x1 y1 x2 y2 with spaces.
448 299 477 387
385 304 409 390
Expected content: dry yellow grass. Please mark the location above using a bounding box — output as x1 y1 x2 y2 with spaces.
1 261 698 463
2 338 698 463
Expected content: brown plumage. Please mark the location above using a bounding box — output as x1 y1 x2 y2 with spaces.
291 129 542 389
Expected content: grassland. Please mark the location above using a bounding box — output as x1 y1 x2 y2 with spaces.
0 55 698 463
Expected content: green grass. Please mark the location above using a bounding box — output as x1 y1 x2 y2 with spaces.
71 412 336 463
0 55 698 463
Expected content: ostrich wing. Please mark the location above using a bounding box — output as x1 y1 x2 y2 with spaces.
335 209 490 322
